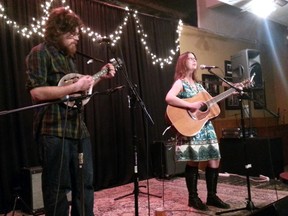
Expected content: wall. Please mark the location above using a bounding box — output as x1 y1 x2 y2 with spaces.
180 15 288 165
194 0 288 124
180 25 279 121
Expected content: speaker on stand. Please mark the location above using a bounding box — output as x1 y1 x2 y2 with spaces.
231 49 262 88
231 49 264 135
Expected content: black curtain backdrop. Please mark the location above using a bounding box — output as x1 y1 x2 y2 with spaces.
0 0 189 212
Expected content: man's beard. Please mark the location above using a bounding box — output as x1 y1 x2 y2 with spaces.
58 41 77 56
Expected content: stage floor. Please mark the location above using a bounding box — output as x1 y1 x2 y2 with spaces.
6 172 288 216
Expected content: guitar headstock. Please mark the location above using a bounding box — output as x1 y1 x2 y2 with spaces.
241 73 256 89
110 58 123 70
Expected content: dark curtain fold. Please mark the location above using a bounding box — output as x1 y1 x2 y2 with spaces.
0 0 180 212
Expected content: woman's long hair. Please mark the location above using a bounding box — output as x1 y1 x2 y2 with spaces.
174 51 198 82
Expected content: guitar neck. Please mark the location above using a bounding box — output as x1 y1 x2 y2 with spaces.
207 88 236 106
92 68 109 81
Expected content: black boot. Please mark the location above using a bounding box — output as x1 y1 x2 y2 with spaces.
205 167 230 209
185 165 208 211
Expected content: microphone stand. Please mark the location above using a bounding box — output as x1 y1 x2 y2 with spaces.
73 98 85 216
0 94 91 216
76 51 104 63
206 69 242 93
0 89 122 216
206 69 258 214
216 95 258 215
113 67 162 215
0 88 125 116
0 95 89 116
107 44 161 216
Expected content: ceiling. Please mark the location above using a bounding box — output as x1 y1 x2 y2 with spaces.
101 0 288 27
212 0 288 27
101 0 197 25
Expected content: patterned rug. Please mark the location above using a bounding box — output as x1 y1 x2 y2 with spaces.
7 174 288 216
93 175 288 216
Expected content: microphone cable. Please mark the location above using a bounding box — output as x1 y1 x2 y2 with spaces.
53 104 70 216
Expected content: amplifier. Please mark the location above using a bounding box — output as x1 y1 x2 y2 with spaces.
21 166 44 215
20 166 72 215
151 141 186 178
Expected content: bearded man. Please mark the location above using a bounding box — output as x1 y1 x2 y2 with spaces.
25 7 115 216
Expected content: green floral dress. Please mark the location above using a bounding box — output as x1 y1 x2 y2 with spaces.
175 80 221 162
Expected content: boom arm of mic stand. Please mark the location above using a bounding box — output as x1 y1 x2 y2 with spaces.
105 41 154 125
208 69 243 93
76 51 104 63
206 69 279 119
207 69 279 124
0 94 92 116
115 58 154 125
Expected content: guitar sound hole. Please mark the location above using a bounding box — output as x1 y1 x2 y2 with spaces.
200 104 208 112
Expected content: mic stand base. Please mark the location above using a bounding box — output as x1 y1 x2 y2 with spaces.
216 200 257 215
113 89 160 216
7 194 40 216
114 185 162 201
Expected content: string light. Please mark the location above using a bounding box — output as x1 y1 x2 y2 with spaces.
131 11 182 68
82 7 130 46
0 1 182 68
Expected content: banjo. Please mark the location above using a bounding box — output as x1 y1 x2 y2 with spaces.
58 58 122 108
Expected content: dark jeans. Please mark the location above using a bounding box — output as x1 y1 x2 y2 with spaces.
39 135 94 216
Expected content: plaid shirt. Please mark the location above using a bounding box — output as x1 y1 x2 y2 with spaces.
26 42 90 139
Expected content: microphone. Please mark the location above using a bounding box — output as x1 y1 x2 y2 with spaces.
199 65 218 70
95 37 112 44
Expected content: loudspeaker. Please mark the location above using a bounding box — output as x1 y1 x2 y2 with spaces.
219 138 283 178
21 166 44 215
151 141 186 178
249 196 288 216
231 49 262 88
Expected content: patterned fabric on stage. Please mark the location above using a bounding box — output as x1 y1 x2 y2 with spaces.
175 80 221 162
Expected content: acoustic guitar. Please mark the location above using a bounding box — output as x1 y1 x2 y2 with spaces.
166 79 252 137
58 58 122 108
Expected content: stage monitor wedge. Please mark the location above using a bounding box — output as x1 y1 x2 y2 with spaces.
249 196 288 216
